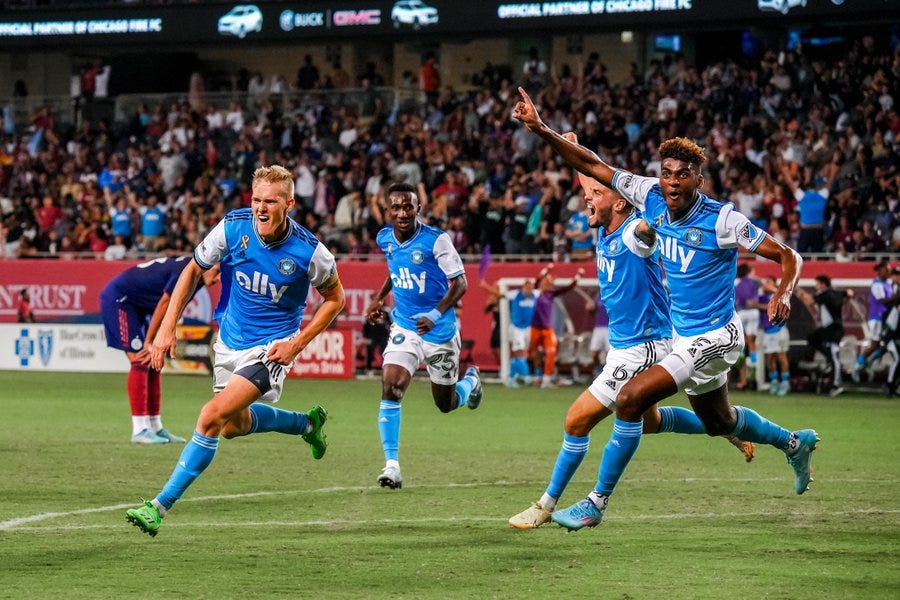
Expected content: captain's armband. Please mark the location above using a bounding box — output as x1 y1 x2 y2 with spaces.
316 271 341 293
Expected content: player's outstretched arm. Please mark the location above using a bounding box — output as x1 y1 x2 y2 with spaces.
268 274 346 365
512 86 616 187
752 235 802 327
149 260 204 370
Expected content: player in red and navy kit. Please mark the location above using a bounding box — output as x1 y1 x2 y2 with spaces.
101 256 220 444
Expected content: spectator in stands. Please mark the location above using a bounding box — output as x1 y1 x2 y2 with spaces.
420 53 441 103
17 288 35 323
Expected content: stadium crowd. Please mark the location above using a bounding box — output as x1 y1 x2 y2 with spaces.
0 34 897 261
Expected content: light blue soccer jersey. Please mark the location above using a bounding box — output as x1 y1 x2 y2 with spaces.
597 211 672 348
508 289 538 329
376 222 465 343
612 171 766 336
194 208 336 349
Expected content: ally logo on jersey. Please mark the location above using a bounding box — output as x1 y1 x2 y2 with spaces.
391 267 427 293
234 270 289 303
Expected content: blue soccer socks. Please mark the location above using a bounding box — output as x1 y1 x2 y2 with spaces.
545 433 590 500
378 399 401 461
730 406 791 449
248 402 310 435
657 406 705 434
596 419 643 495
155 431 219 510
454 371 477 408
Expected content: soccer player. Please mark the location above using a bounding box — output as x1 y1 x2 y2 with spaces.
796 275 854 397
758 276 791 396
853 260 892 383
481 277 539 387
514 87 817 532
530 263 583 388
125 165 345 537
509 166 753 529
100 256 220 444
734 263 760 390
365 182 483 490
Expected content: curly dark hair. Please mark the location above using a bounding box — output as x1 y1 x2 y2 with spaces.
659 137 706 168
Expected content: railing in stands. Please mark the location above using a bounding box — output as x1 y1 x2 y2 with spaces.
1 87 426 135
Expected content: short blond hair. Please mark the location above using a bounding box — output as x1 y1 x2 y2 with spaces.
252 165 294 199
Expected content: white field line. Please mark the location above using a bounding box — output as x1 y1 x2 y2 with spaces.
1 479 897 532
9 508 900 533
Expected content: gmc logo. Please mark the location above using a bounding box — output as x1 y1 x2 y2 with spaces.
333 9 381 26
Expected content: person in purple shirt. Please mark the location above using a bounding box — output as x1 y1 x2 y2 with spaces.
734 263 761 390
529 263 583 388
853 260 893 383
100 256 220 444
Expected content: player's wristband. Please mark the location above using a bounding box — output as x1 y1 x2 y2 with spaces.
423 308 442 323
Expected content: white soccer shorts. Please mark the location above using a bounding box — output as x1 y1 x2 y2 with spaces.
762 328 790 354
509 325 530 353
866 319 883 342
738 308 759 338
382 324 461 385
588 338 673 408
212 335 291 404
658 312 745 396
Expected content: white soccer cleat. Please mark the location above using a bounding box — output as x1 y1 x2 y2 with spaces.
377 464 403 489
508 502 552 529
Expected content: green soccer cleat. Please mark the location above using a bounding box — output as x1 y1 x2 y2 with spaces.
302 405 328 460
125 499 162 537
786 429 820 494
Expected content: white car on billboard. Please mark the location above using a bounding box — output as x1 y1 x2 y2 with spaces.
757 0 807 14
391 1 439 28
218 5 263 38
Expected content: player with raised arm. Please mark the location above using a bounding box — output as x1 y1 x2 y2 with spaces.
509 162 753 529
125 165 345 536
100 256 220 444
365 182 483 490
513 88 817 532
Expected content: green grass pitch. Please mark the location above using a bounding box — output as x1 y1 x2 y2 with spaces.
1 371 898 599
